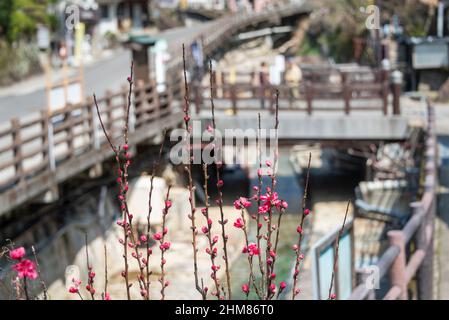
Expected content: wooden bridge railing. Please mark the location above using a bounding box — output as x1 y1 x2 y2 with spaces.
191 69 399 115
0 80 173 195
349 100 437 300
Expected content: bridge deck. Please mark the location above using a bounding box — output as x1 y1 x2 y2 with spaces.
195 111 411 141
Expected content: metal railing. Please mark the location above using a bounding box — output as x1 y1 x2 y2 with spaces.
349 99 437 300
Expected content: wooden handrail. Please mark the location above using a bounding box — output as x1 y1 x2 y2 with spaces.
349 101 437 300
0 81 171 190
190 70 394 115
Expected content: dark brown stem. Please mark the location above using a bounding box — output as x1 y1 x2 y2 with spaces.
159 186 172 300
202 164 222 299
31 246 47 300
291 152 312 300
94 65 145 300
239 207 263 299
328 200 350 300
103 244 108 300
84 233 95 300
265 90 279 299
145 128 167 299
93 95 117 154
256 112 265 293
209 60 232 299
183 44 206 299
22 277 29 300
124 61 134 145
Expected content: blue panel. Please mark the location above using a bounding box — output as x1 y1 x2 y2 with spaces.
318 246 334 300
338 232 352 299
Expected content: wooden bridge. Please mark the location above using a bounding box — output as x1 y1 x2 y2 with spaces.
190 67 412 144
0 1 311 216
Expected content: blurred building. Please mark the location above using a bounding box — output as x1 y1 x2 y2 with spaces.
97 0 151 35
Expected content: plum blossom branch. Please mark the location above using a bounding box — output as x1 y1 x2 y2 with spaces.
84 233 96 300
9 247 38 300
103 244 110 300
291 152 312 300
157 186 172 300
183 44 206 299
255 113 265 293
94 62 147 299
144 128 167 299
328 200 350 300
201 164 222 299
209 59 232 299
233 198 262 299
31 245 47 300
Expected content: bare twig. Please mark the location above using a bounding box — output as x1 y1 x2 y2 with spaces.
209 60 232 299
202 164 222 299
93 94 117 154
145 128 167 299
183 44 206 299
256 113 265 293
328 200 350 300
23 277 29 300
124 61 134 145
31 246 47 300
103 244 108 300
84 233 95 300
265 90 280 299
238 204 263 299
291 152 312 300
94 62 147 300
159 186 172 300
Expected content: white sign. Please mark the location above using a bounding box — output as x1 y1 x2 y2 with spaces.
37 25 50 50
49 82 82 112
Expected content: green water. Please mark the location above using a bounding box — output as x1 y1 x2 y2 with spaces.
228 214 306 300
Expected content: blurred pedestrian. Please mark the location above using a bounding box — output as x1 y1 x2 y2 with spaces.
284 58 302 99
257 62 269 108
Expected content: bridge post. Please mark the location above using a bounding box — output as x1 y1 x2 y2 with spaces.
305 81 313 115
88 97 100 150
64 107 74 159
11 118 24 185
342 73 351 115
134 80 146 129
194 81 202 114
221 71 227 97
150 79 161 122
382 81 389 115
40 110 50 170
105 90 113 137
387 230 408 300
46 114 57 171
211 71 217 98
230 84 237 115
391 70 403 115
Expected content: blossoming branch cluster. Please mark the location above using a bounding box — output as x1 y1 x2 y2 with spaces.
2 48 348 300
